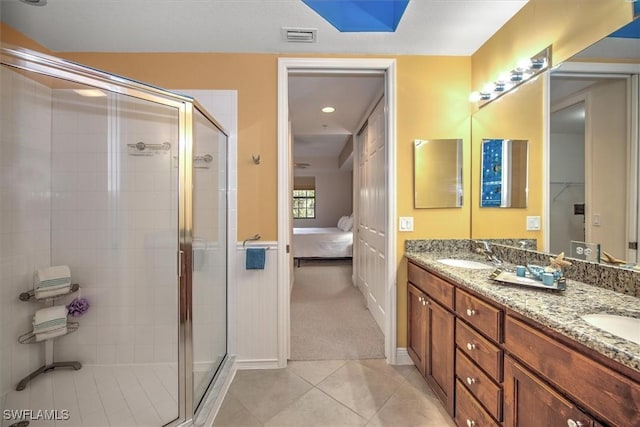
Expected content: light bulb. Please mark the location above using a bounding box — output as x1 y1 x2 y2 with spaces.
517 58 532 70
483 82 495 93
469 92 481 102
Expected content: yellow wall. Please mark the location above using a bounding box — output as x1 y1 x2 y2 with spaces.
471 0 633 90
469 0 634 251
1 23 472 348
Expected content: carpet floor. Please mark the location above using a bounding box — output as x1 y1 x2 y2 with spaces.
290 260 385 360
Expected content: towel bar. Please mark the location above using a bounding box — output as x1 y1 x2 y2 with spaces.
19 283 80 302
243 234 261 248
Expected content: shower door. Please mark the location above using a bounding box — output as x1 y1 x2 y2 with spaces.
190 105 228 412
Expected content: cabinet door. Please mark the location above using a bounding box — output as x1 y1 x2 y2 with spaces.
504 356 597 427
407 283 426 375
425 297 455 416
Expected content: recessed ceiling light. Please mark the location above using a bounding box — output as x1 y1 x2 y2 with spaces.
321 106 335 113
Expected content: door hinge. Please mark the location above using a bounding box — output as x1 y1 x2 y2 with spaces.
286 244 290 254
629 241 638 250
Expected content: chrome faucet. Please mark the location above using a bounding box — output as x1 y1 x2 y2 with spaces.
475 240 503 266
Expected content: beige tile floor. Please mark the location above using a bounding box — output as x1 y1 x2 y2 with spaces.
213 359 457 427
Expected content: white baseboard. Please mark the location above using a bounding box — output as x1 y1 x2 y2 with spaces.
394 348 414 365
235 358 280 370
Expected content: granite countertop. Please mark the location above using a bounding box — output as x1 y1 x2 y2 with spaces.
405 250 640 374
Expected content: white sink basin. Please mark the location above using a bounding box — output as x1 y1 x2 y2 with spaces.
437 259 493 269
581 314 640 345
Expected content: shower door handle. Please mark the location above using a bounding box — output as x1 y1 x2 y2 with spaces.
178 250 184 278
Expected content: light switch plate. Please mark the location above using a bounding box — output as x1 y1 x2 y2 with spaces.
399 216 414 232
526 216 541 231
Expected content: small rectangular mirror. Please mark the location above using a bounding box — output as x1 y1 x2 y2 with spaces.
413 138 463 208
480 139 528 208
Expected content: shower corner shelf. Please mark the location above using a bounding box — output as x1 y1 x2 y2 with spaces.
18 322 79 345
19 283 80 302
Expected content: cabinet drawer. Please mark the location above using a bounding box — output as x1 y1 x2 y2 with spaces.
455 379 499 427
456 349 502 421
408 262 454 309
456 288 503 342
505 315 640 427
456 319 503 382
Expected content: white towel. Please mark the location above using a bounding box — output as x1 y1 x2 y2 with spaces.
34 265 71 291
35 326 67 342
33 306 68 333
34 285 71 300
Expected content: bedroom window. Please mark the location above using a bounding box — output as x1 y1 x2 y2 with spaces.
293 176 316 219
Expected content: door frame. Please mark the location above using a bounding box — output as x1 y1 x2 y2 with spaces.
277 57 397 366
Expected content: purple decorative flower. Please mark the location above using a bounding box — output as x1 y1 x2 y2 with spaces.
67 297 90 317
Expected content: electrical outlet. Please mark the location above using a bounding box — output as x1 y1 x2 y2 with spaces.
399 216 414 232
526 216 541 231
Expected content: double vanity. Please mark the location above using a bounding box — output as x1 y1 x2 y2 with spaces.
405 241 640 427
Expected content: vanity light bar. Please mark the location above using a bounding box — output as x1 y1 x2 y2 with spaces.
470 46 551 107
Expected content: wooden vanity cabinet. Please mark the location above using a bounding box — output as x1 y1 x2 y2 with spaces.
503 356 599 427
407 260 639 427
504 314 640 427
407 282 427 376
407 262 455 416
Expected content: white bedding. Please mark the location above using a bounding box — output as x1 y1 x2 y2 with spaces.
293 227 353 258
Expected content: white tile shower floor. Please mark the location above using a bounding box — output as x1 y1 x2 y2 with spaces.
3 364 179 427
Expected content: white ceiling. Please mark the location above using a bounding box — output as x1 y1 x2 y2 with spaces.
0 0 527 55
290 74 384 158
1 0 529 162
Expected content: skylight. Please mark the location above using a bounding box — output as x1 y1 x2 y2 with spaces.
301 0 409 32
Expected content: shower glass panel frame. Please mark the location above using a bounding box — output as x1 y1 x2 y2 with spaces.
0 45 228 426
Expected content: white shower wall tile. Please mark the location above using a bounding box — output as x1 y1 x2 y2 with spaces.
49 90 181 366
0 67 53 398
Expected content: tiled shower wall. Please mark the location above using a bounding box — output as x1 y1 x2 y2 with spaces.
0 68 53 398
50 91 180 366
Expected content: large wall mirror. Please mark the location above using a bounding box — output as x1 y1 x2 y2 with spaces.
480 139 528 208
549 19 639 263
414 138 463 208
470 15 640 267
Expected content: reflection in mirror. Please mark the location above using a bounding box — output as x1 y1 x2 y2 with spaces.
413 138 463 208
480 139 528 208
550 102 585 253
549 18 639 263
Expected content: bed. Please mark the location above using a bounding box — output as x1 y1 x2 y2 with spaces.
293 227 353 266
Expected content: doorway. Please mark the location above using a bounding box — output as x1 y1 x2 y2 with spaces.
549 100 586 254
277 58 398 366
548 69 637 262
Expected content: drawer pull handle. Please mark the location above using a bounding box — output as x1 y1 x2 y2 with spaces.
466 419 476 427
418 296 423 302
422 300 427 306
466 308 476 316
466 377 477 385
567 420 584 427
466 342 477 351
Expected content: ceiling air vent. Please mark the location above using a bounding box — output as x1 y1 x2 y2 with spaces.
283 28 317 43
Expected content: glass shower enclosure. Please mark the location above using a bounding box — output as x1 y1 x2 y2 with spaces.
0 46 228 426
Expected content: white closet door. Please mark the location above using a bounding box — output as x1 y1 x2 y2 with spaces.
356 99 386 331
